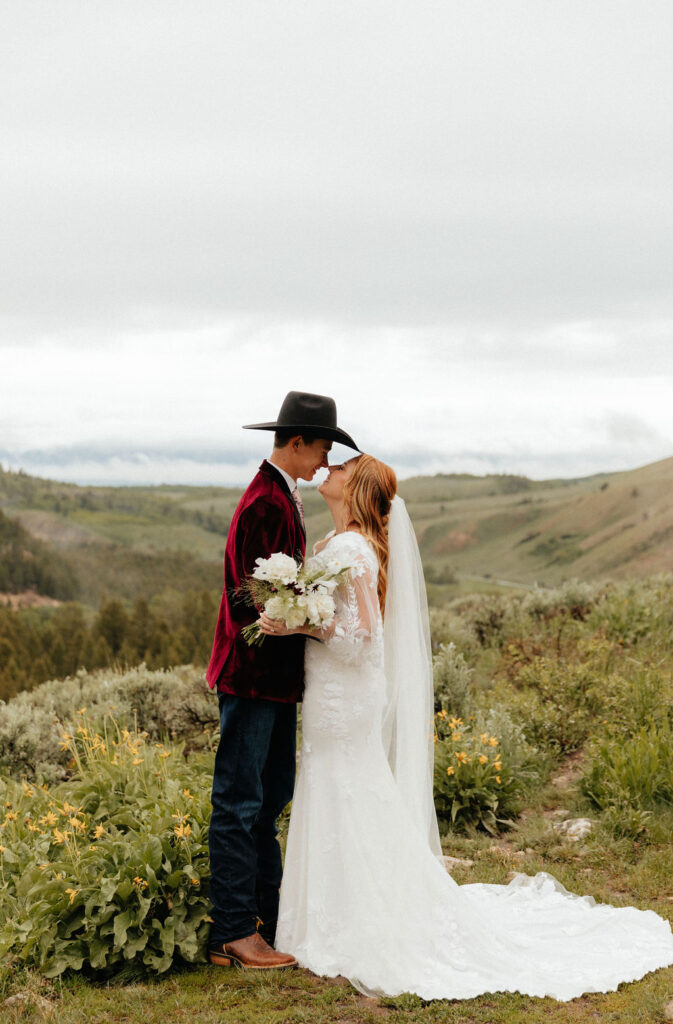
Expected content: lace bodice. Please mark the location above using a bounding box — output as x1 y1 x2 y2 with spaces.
314 531 383 662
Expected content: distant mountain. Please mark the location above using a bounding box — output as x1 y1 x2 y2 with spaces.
1 457 671 607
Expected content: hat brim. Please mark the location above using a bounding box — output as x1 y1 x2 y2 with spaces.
243 422 361 452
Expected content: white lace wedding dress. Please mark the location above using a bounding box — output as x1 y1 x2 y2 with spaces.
276 527 673 1001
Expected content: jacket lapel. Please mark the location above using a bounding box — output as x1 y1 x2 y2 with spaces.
261 460 306 539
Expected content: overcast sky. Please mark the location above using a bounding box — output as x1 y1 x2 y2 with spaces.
1 1 672 487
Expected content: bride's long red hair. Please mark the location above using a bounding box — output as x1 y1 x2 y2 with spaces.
343 454 397 618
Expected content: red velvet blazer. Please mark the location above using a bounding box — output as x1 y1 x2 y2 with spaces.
206 460 307 703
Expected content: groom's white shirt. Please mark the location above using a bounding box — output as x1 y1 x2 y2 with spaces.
268 459 297 494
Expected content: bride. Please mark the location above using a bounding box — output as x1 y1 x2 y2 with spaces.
258 454 673 1001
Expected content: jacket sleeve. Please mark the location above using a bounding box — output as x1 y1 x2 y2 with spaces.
238 497 293 579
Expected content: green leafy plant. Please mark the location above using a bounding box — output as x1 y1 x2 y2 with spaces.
0 715 214 978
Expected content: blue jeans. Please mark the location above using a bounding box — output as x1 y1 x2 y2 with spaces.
208 692 297 945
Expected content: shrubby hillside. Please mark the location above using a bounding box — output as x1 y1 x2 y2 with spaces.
2 457 673 616
1 574 673 1018
0 509 77 600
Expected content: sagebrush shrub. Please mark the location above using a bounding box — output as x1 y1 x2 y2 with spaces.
0 664 218 782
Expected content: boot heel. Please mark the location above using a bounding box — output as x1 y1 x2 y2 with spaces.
208 950 232 967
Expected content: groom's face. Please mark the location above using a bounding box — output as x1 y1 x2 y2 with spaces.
295 438 332 481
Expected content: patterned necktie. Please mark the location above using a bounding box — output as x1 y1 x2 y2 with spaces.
291 486 305 529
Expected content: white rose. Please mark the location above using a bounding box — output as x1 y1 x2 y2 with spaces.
263 595 287 620
268 552 300 584
285 605 307 629
314 592 335 621
255 552 299 585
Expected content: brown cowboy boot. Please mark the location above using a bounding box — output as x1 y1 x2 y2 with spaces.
208 931 297 970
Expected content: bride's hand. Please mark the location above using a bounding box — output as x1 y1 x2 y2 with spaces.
258 612 297 637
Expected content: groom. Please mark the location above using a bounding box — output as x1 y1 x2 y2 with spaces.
206 391 360 970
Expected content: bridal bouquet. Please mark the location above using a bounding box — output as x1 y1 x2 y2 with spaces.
238 550 354 646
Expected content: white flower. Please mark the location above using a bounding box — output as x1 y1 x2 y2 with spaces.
253 553 299 585
263 595 287 620
303 555 324 576
306 591 335 625
285 605 308 629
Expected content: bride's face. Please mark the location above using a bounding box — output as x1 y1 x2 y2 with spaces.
318 457 358 500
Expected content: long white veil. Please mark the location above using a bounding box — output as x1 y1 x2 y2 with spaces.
382 495 443 859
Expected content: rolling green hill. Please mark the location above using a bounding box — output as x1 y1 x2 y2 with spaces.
0 457 672 609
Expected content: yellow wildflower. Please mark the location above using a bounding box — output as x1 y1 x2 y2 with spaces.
40 811 58 827
191 878 199 886
183 789 194 800
479 755 488 765
22 784 35 798
39 862 49 870
160 751 170 759
59 734 72 751
3 810 18 823
133 758 143 766
65 888 79 903
448 716 463 730
76 725 88 737
173 823 192 839
446 766 455 776
0 845 5 854
69 817 87 833
55 872 64 880
63 802 79 815
495 775 502 784
455 751 468 765
76 707 87 715
122 729 131 741
437 710 448 720
480 732 489 744
488 737 499 747
93 824 105 839
53 828 67 845
133 877 149 891
494 760 502 772
27 821 41 833
451 732 462 742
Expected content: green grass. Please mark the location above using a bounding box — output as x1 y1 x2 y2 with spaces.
5 964 672 1024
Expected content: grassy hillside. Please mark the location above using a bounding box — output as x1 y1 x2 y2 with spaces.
400 457 673 593
1 457 672 609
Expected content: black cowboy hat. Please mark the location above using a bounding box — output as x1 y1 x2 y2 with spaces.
243 391 360 451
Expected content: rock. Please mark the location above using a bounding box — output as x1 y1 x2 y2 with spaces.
663 999 673 1021
443 855 475 871
2 992 54 1014
553 817 593 842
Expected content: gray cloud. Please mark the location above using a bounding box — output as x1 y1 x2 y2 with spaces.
1 1 673 332
2 1 672 485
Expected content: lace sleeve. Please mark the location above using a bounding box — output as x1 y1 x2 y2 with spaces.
313 545 382 660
